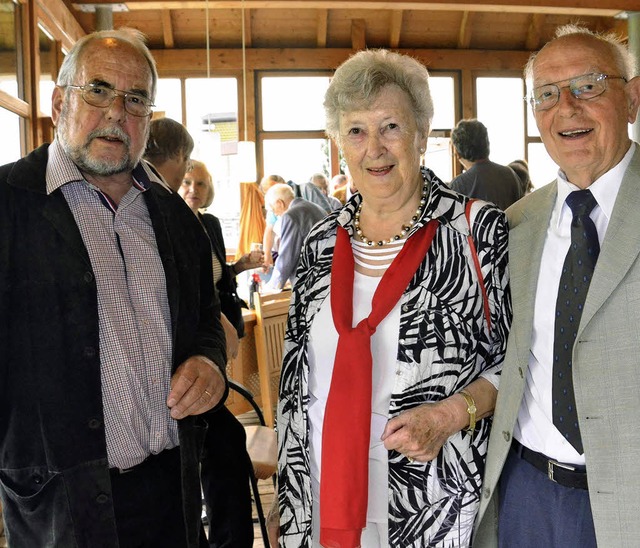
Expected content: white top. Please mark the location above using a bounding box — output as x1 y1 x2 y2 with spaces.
515 143 635 465
308 265 401 530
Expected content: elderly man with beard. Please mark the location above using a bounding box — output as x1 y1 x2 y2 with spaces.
0 28 227 548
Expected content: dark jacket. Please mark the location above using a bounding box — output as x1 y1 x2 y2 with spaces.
450 159 523 211
0 144 227 547
199 212 246 338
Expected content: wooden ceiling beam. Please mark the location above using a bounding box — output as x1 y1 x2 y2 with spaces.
389 10 403 49
457 11 474 49
524 13 544 50
72 1 630 18
161 9 174 48
351 18 366 50
151 46 531 74
317 9 328 48
243 7 252 48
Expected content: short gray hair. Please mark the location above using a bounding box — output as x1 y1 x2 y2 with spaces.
524 24 636 84
57 28 158 100
324 49 433 143
265 183 295 208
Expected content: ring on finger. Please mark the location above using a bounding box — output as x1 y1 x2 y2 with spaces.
203 389 212 398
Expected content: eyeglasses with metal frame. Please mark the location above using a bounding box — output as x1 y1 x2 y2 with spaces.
64 83 155 117
527 72 627 112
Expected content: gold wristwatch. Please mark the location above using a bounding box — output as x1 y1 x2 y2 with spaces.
459 390 477 432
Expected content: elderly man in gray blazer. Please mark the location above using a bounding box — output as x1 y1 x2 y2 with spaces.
474 24 640 547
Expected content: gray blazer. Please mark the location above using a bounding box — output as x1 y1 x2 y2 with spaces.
474 146 640 547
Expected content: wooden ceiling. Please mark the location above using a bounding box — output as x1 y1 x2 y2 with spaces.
63 0 631 58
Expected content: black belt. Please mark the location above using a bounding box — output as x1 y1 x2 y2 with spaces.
511 440 588 490
109 446 179 476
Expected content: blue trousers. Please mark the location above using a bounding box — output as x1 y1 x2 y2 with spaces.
498 447 596 548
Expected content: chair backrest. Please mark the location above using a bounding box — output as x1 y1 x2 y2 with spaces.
253 289 292 427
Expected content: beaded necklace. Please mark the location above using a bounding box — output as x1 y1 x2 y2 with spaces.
353 180 429 246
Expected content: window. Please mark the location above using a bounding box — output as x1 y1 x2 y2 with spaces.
262 139 328 183
258 73 331 182
476 76 525 166
261 76 330 131
154 78 183 123
426 75 457 183
185 77 240 245
0 107 23 164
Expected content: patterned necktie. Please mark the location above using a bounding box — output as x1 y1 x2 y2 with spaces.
552 189 599 454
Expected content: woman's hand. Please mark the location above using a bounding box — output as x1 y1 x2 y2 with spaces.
233 250 265 275
380 399 463 462
381 378 497 462
267 498 280 547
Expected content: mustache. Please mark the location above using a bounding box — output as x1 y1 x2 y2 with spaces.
86 126 131 147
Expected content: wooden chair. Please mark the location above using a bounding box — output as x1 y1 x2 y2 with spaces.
253 289 292 427
228 380 277 546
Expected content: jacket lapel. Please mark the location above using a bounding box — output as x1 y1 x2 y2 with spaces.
580 147 640 332
508 183 557 363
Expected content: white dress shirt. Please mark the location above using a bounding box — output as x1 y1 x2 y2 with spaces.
515 143 635 465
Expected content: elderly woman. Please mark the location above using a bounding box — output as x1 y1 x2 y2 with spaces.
271 50 511 547
179 160 263 548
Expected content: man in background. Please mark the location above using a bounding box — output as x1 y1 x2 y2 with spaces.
264 183 325 289
475 24 640 547
143 116 193 191
450 118 523 210
0 28 227 547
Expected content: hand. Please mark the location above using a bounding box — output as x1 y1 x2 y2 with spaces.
220 313 240 360
263 252 274 271
166 355 226 419
234 251 265 274
245 250 265 269
380 399 460 463
266 498 280 548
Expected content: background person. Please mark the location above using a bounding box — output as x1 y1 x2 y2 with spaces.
0 28 227 547
475 25 640 547
179 159 264 548
450 118 523 210
270 49 511 548
144 117 193 191
262 183 326 291
508 158 534 195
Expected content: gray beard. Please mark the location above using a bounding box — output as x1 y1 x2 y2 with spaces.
57 106 141 177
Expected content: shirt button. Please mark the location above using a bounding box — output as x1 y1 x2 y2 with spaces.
503 431 511 442
83 346 96 358
96 493 109 504
483 487 491 498
84 271 94 283
399 338 405 345
88 418 102 429
518 367 524 378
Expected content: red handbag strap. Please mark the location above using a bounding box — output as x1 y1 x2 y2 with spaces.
465 199 492 332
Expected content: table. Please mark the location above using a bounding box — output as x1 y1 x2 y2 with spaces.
225 308 263 416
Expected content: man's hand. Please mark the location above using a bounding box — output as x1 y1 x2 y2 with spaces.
166 355 226 419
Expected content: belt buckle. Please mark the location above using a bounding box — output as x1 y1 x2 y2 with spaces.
547 458 575 483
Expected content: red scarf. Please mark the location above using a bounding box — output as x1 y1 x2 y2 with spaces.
320 220 439 548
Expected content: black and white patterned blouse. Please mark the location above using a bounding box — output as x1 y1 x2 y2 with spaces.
276 167 512 547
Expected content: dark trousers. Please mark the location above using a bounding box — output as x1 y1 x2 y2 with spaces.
201 407 254 548
498 446 596 548
109 447 208 548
